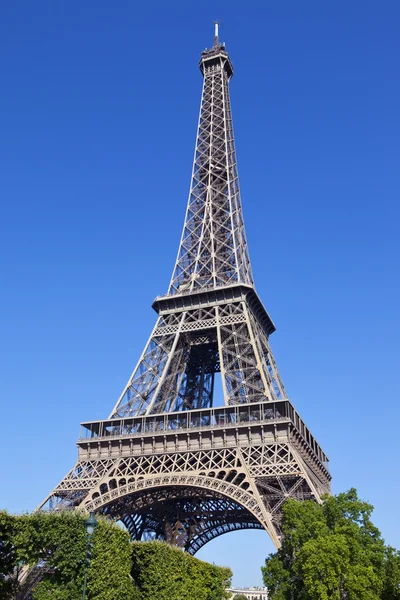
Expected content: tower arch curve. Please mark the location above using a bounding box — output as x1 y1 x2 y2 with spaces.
80 475 268 554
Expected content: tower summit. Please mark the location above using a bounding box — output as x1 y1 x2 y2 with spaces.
171 23 241 296
38 26 331 553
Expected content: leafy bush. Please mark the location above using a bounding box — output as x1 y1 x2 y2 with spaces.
131 540 231 600
0 511 231 600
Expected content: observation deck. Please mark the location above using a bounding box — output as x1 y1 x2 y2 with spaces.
200 43 234 79
152 284 276 336
78 399 330 484
199 22 234 79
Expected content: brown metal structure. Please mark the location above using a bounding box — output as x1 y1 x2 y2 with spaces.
39 24 331 552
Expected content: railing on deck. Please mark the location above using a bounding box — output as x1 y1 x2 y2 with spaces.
79 399 328 466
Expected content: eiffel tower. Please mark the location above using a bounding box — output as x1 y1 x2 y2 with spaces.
39 23 331 552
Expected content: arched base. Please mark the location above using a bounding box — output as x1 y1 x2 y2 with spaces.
98 485 264 555
41 439 330 554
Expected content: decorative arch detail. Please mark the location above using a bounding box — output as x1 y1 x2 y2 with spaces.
81 473 270 532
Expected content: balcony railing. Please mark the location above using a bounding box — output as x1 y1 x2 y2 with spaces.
79 399 329 466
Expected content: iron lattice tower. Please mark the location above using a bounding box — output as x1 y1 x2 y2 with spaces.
39 24 330 552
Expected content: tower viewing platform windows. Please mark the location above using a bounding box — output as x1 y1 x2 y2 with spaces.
79 398 328 468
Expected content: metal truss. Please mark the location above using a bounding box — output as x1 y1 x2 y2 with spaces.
39 407 331 549
169 35 252 295
110 296 285 418
105 488 263 555
37 25 331 557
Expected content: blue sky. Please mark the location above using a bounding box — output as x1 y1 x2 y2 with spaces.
1 0 399 588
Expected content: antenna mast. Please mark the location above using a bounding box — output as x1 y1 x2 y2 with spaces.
214 20 219 47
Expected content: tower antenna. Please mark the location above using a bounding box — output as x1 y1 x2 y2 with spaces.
214 20 219 47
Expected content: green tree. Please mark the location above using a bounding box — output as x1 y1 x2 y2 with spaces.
131 540 231 600
12 511 137 600
0 512 231 600
232 594 248 600
88 517 139 600
15 510 87 598
262 489 399 600
0 511 18 599
382 547 400 600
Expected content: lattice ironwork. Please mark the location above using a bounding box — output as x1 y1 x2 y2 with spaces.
37 24 331 556
169 34 253 295
109 295 284 418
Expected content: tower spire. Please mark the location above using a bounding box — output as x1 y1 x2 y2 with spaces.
214 20 219 47
169 26 247 295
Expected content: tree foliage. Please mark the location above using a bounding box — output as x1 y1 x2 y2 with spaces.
12 511 136 600
262 489 400 600
0 511 231 599
0 511 18 599
383 548 400 600
88 516 139 600
131 540 232 600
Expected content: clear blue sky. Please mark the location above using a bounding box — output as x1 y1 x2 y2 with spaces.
1 0 399 588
